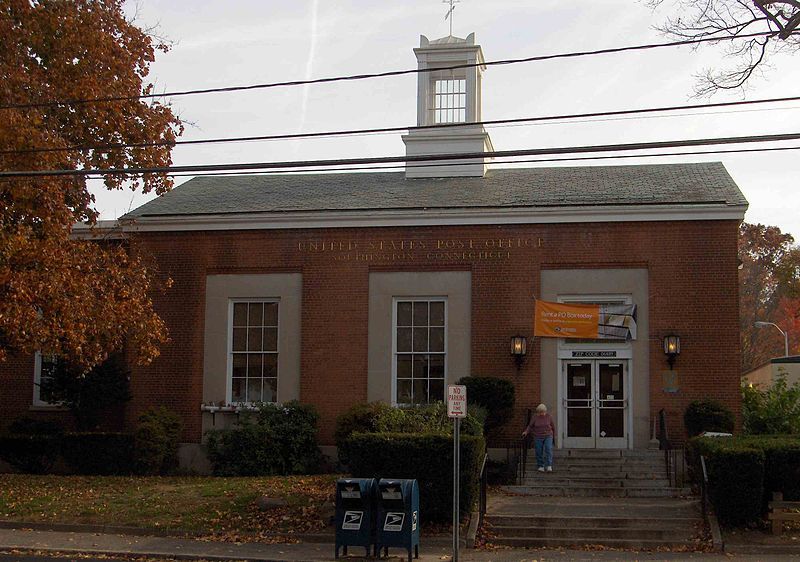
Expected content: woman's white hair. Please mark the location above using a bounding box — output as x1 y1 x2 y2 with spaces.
536 403 547 413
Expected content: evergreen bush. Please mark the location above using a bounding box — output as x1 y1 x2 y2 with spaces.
345 432 486 522
742 375 800 435
134 406 183 475
684 399 735 437
60 432 135 475
689 436 764 526
456 376 515 433
205 401 322 476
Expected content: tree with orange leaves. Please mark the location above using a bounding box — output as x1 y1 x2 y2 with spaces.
0 0 182 370
739 222 800 372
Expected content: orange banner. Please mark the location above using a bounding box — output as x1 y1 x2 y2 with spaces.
534 301 600 339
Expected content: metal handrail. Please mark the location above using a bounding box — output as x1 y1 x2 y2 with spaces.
478 453 489 529
520 408 532 481
700 454 710 519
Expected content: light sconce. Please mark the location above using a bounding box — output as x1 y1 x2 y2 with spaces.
510 335 527 370
663 334 680 369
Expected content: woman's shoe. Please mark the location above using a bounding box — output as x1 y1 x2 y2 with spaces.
537 466 545 472
546 466 553 472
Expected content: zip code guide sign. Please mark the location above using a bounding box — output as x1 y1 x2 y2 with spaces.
447 384 467 418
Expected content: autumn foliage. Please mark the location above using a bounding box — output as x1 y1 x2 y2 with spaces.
739 222 800 372
0 1 182 368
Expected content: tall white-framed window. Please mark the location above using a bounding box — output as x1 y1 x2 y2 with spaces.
229 299 279 404
432 78 466 123
33 351 59 407
392 297 447 405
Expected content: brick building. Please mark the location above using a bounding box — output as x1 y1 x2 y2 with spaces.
0 33 746 459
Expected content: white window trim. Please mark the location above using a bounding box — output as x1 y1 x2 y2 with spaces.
391 296 448 406
32 351 59 408
226 298 281 405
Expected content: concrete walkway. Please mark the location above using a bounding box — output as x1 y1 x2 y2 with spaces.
0 528 798 562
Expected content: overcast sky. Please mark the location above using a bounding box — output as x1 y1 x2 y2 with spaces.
92 0 800 237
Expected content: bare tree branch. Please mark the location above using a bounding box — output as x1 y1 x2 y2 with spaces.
645 0 799 95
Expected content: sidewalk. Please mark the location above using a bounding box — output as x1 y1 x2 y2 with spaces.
1 528 800 562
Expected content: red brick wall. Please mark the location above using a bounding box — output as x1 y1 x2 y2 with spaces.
0 220 742 444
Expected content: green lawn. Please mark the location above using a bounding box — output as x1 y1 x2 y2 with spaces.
0 474 340 541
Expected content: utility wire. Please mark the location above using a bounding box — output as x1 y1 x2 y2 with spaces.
0 30 787 111
4 95 800 156
154 144 800 179
4 131 799 178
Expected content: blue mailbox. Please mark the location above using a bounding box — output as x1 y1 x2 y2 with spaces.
376 478 420 562
335 478 377 558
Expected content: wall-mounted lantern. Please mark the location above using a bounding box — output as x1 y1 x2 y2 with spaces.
510 335 527 370
663 334 680 369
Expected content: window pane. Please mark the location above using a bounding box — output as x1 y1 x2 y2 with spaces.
397 354 412 378
263 378 277 403
247 353 263 379
413 327 428 352
263 327 278 352
413 302 428 326
233 303 248 326
248 327 262 351
413 355 428 379
264 303 278 326
435 80 441 93
397 302 412 326
232 328 247 352
248 302 263 326
397 327 412 352
413 378 428 405
232 354 247 378
247 378 262 402
232 378 246 402
429 379 444 402
430 302 444 326
397 379 412 405
429 354 445 379
430 327 444 352
263 354 278 378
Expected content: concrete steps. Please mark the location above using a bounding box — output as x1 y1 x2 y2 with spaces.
481 450 704 550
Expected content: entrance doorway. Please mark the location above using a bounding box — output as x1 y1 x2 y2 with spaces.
562 360 628 448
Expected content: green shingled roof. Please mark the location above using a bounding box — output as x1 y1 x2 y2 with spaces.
123 163 747 218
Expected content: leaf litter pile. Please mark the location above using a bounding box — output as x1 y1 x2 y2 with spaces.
0 474 340 543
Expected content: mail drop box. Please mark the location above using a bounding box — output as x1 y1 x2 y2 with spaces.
335 477 377 558
376 478 420 562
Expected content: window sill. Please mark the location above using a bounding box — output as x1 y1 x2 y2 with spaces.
29 404 69 412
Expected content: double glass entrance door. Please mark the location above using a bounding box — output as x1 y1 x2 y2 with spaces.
563 360 627 448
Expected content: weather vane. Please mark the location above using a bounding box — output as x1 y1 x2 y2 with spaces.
443 0 460 36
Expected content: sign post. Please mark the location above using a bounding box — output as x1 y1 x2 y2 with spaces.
447 384 466 562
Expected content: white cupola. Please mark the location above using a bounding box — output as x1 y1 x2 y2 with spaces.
402 33 493 178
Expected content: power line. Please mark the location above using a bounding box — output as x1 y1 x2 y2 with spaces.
4 95 800 156
0 30 785 111
156 144 800 179
3 131 799 178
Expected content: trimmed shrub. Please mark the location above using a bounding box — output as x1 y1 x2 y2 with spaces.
456 376 515 433
737 435 800 503
684 399 735 437
7 417 64 436
334 401 393 465
60 433 135 475
335 401 484 466
345 432 486 522
689 437 765 526
0 434 59 474
134 406 183 475
205 401 322 476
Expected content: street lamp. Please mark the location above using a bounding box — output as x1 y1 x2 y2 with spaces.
754 321 789 357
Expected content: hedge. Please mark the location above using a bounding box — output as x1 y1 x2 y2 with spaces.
344 432 486 523
0 434 60 474
60 433 136 475
0 432 140 475
205 401 323 476
689 437 764 526
689 435 800 526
